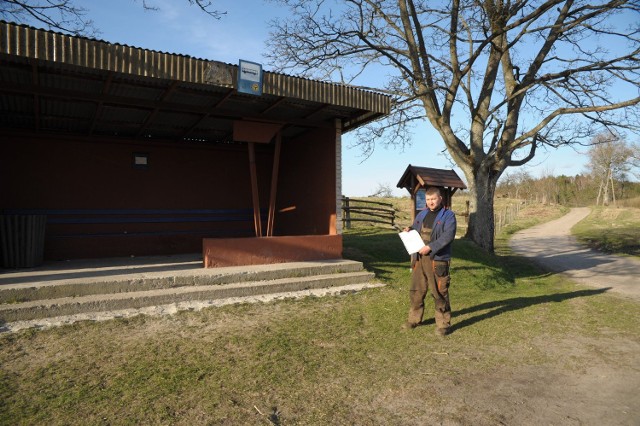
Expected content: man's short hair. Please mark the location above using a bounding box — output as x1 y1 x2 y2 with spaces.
425 186 442 196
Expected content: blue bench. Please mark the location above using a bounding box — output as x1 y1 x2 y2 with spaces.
2 208 267 238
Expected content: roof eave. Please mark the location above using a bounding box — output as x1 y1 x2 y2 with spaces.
0 20 391 127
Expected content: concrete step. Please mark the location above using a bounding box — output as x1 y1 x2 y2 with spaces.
0 259 367 303
0 270 376 322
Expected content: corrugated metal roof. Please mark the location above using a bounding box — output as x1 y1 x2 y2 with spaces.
0 21 390 115
0 20 391 142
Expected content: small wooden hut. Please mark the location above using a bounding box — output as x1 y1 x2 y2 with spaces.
396 165 467 220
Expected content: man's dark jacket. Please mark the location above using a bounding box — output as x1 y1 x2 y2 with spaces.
410 207 456 261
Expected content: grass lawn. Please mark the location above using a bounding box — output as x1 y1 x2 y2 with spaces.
572 206 640 257
1 202 639 425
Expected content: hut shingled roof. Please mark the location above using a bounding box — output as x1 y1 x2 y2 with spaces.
396 165 467 194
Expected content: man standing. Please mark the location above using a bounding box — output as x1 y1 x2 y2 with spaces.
403 186 457 336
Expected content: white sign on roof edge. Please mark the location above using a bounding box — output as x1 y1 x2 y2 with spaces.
238 59 263 96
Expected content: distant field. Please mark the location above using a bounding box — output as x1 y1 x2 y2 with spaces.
619 196 640 209
572 206 640 257
349 196 639 258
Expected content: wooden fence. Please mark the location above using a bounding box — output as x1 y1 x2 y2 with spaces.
341 197 396 229
340 197 529 233
494 200 531 234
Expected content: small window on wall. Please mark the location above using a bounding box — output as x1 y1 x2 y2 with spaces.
133 153 149 170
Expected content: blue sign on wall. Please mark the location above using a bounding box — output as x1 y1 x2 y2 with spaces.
238 59 263 96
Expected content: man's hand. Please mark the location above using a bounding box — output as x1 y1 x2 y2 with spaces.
403 227 411 232
419 245 431 256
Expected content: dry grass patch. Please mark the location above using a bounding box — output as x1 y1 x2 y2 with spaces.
572 206 640 257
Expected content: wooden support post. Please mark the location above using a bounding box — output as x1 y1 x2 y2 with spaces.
266 132 282 237
465 200 470 224
344 197 351 229
411 184 421 223
248 142 262 237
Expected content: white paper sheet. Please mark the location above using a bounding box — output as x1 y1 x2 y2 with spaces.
398 230 425 255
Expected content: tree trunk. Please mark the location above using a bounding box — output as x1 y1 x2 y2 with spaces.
602 169 611 206
610 172 617 207
464 169 498 253
596 181 603 206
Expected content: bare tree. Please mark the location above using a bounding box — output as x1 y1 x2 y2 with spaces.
370 182 394 198
266 0 640 252
501 169 534 199
0 0 225 36
139 0 226 19
0 0 96 35
630 140 640 180
587 132 636 205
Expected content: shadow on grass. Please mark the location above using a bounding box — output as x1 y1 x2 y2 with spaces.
344 229 615 334
343 230 551 284
342 229 409 281
450 287 611 333
578 228 640 257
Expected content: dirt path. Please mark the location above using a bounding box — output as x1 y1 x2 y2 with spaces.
502 207 640 425
510 207 640 300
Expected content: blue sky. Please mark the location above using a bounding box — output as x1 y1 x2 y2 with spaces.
82 0 600 196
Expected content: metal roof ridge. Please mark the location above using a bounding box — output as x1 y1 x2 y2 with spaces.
0 20 390 102
0 19 212 60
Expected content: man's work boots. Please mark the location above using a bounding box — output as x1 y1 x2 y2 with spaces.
402 321 419 330
435 327 449 337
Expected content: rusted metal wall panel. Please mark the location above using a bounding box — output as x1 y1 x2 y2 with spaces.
203 235 342 267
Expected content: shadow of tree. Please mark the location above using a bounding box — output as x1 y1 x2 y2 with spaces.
342 229 409 281
343 229 614 333
450 287 611 333
343 230 549 284
578 225 640 257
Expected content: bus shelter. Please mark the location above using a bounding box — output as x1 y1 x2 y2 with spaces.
0 21 390 268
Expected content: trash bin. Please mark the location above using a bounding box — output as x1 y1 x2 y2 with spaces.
0 214 47 268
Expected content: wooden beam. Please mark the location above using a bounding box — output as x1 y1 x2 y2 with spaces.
28 60 40 132
234 120 282 144
0 81 335 130
267 132 282 237
261 97 286 114
303 103 330 119
411 183 422 222
180 88 236 140
136 80 179 137
89 73 113 135
248 142 262 237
